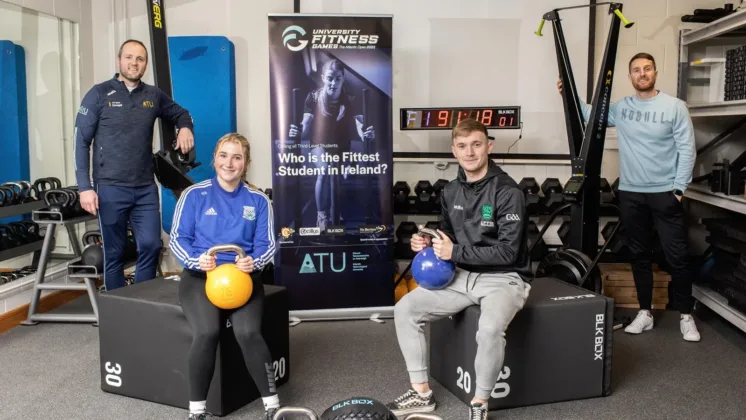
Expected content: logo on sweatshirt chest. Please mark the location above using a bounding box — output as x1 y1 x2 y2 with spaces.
620 108 671 125
243 206 256 221
481 205 493 220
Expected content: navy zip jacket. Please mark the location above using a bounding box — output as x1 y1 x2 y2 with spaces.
169 178 276 272
74 74 194 191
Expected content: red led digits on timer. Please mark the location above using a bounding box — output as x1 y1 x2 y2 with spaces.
438 110 450 127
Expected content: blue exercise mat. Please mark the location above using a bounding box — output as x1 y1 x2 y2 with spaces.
0 40 30 185
161 36 237 234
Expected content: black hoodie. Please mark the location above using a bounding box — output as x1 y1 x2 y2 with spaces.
438 160 533 282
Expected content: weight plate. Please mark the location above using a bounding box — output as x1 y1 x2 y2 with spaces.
536 248 602 294
565 248 602 293
536 249 586 286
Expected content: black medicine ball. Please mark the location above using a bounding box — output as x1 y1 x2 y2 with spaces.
320 397 396 420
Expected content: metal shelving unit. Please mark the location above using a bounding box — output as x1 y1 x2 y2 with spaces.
678 12 746 332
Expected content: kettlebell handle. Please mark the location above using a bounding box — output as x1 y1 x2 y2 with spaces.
272 406 318 420
418 227 442 241
206 244 247 259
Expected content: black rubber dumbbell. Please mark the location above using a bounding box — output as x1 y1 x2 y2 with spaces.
395 221 418 259
414 180 434 213
527 221 548 261
424 221 440 231
601 221 628 254
393 181 412 214
558 220 572 245
600 178 614 204
540 178 564 212
519 177 543 215
432 179 449 211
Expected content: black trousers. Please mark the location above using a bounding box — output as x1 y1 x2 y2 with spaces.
179 269 276 401
618 191 694 314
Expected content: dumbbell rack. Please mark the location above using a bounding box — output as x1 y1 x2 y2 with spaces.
0 200 46 287
20 209 97 326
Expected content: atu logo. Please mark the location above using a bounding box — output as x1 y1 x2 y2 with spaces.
282 25 308 51
299 252 346 274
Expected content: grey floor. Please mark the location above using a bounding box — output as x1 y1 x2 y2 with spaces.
1 297 746 420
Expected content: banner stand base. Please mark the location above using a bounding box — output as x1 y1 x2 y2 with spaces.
288 307 394 326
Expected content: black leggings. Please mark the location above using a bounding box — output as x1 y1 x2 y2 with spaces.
179 269 276 401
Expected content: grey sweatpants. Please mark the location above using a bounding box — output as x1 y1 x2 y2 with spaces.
394 267 531 400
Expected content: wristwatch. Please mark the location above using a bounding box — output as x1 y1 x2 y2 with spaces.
673 189 684 197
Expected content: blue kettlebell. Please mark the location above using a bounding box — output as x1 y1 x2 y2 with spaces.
411 228 456 290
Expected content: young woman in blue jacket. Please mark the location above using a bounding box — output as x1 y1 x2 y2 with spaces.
169 133 279 420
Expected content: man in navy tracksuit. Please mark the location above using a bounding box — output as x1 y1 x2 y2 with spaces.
74 40 194 291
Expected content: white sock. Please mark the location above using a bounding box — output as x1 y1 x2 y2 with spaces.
263 395 280 410
189 401 206 414
417 389 432 399
681 314 692 321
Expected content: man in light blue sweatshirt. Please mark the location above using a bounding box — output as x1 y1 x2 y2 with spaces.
558 52 700 342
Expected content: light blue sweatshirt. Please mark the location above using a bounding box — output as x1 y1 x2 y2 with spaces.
580 91 696 193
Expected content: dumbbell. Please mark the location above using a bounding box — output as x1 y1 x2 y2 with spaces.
601 221 628 254
432 179 449 211
424 221 440 231
558 220 571 245
395 221 418 259
519 177 543 215
540 178 564 212
414 180 434 213
393 181 412 214
600 178 614 204
527 221 548 261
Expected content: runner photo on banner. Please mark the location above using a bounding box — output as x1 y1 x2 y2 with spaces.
268 14 394 311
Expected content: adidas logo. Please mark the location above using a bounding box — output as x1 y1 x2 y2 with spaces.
205 207 218 216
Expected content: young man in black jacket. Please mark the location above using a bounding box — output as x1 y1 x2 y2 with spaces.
386 118 532 420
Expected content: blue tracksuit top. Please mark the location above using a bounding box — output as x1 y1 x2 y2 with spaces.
169 178 276 272
74 74 194 191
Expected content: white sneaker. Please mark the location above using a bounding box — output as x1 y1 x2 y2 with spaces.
624 310 654 334
680 315 701 342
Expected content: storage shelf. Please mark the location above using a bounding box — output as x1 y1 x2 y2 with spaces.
687 99 746 117
0 200 45 219
684 184 746 215
682 9 746 46
0 240 43 262
693 284 746 334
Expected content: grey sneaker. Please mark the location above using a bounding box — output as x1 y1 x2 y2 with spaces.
469 402 488 420
385 389 436 416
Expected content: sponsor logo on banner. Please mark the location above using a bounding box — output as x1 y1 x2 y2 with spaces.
325 226 345 235
299 252 346 274
358 225 386 234
299 227 321 236
282 25 380 51
279 227 295 239
282 25 309 51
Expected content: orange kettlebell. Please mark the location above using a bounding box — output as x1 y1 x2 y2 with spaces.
204 244 253 310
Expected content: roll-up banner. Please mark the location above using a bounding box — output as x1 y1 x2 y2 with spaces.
268 14 394 317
